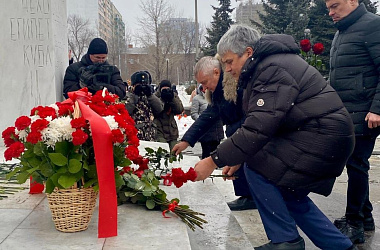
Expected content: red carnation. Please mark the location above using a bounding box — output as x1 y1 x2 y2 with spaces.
71 117 87 129
72 129 88 145
111 129 125 144
171 168 187 188
185 167 197 182
300 39 311 52
125 146 140 161
26 131 42 144
4 141 25 161
15 116 31 130
30 119 49 132
2 127 18 147
37 106 57 119
312 43 324 55
57 103 74 116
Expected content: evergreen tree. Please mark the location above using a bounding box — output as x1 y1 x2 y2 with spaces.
307 0 336 77
202 0 234 56
284 0 310 41
360 0 378 13
251 0 290 34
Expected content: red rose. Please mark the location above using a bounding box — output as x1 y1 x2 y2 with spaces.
70 117 87 129
15 116 31 130
2 127 19 147
312 43 324 55
125 146 140 161
4 141 25 161
72 129 88 145
26 131 42 144
30 119 49 132
300 39 311 52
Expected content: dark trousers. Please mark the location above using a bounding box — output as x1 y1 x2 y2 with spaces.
345 136 376 223
200 141 220 159
244 165 352 249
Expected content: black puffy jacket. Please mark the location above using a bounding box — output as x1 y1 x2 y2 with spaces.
212 34 355 196
63 54 126 99
329 3 380 136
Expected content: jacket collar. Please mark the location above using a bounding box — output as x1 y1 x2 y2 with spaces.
335 3 367 31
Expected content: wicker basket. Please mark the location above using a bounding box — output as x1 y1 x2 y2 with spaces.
46 187 98 233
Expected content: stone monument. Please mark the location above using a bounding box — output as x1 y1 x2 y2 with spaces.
0 0 68 144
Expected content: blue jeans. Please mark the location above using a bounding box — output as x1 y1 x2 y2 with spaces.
244 165 352 249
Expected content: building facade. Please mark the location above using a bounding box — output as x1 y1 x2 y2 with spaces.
235 0 263 29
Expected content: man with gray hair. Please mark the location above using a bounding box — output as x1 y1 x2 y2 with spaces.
173 56 256 211
193 24 356 249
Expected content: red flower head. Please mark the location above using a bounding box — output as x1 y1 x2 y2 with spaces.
26 131 42 144
185 167 197 182
2 127 19 147
125 145 140 162
4 141 25 161
72 129 88 145
300 39 311 52
70 117 87 129
15 116 31 130
111 129 125 144
312 43 324 55
30 119 49 132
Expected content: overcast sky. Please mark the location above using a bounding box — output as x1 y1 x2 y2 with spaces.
112 0 241 34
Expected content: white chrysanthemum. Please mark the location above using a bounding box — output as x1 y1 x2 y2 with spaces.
42 116 75 146
103 116 118 130
16 129 28 141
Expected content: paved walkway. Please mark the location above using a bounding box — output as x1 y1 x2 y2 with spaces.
1 139 380 249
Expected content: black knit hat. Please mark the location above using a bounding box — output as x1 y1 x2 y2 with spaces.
87 38 108 55
159 80 172 89
131 71 151 85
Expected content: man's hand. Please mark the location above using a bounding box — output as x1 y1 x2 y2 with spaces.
365 112 380 128
222 164 241 180
172 141 190 155
194 157 217 181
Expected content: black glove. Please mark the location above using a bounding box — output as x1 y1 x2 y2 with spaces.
161 88 174 102
79 69 94 88
142 85 152 96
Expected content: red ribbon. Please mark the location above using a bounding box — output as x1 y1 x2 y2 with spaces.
77 99 117 238
162 200 179 218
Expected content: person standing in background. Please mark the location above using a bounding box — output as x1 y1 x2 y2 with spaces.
325 0 380 244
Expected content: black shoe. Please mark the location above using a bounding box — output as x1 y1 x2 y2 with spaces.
254 237 305 250
334 216 375 231
227 196 257 211
340 223 365 244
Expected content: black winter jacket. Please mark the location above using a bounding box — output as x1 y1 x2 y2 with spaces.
182 73 245 146
329 4 380 136
154 89 184 141
211 34 355 196
63 54 126 99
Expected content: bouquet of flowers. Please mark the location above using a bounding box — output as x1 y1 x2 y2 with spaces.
299 39 325 72
2 88 206 231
